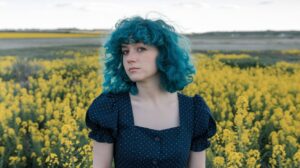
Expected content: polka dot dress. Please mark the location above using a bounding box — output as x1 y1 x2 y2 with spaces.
85 91 217 168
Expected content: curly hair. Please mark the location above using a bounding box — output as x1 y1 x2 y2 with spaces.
101 15 196 95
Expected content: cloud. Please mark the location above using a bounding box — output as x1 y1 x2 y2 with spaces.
52 1 124 12
218 4 241 9
172 1 241 10
172 1 211 9
0 1 7 7
52 2 95 12
258 0 274 5
54 3 72 8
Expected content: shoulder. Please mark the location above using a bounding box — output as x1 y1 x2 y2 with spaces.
86 92 126 130
178 92 208 109
192 93 217 136
177 92 209 117
85 92 126 143
192 94 213 123
89 92 126 108
189 94 217 151
92 91 124 101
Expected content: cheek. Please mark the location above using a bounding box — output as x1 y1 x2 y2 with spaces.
145 57 158 74
122 57 127 68
151 54 158 67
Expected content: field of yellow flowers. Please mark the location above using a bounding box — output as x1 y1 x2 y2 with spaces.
0 50 299 167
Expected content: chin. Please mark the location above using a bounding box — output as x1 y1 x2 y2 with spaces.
129 78 142 82
129 75 146 82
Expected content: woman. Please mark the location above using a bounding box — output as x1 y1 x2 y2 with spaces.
85 16 217 168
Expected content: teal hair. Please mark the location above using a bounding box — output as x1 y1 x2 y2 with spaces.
101 16 196 95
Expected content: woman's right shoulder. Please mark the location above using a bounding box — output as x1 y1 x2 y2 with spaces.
88 92 127 111
92 91 125 102
85 92 125 143
85 92 126 137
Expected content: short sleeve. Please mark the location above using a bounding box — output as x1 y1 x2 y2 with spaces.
190 94 217 152
85 92 118 143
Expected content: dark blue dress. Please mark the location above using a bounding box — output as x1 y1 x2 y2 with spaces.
85 91 217 168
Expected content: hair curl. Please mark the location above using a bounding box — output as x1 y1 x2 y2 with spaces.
101 16 196 95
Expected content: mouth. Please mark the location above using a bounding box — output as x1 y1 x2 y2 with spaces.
129 68 140 72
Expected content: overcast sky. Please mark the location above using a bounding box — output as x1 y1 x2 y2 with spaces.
0 0 299 33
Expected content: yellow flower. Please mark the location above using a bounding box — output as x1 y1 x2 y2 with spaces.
37 157 42 166
71 156 78 162
270 145 287 167
227 152 244 167
225 142 236 155
293 150 300 166
246 157 257 167
19 128 27 135
241 131 250 145
22 156 26 162
21 121 28 128
7 128 15 137
270 131 279 145
0 146 5 155
45 153 59 166
37 115 44 122
213 156 225 167
45 140 50 147
15 117 22 125
31 152 37 158
16 144 23 151
234 114 243 127
9 156 20 165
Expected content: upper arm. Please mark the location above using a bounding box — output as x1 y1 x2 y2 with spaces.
85 93 119 167
93 140 114 168
188 150 206 168
188 94 217 167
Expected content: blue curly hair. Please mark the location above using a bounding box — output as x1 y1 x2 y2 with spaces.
101 15 196 95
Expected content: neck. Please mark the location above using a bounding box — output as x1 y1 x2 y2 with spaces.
131 74 177 104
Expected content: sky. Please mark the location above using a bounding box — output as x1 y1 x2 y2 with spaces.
0 0 299 33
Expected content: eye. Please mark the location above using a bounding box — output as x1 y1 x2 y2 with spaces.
137 47 146 52
121 50 129 56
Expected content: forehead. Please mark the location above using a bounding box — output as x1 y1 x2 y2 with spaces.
121 42 146 48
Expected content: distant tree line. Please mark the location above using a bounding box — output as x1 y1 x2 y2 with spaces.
184 30 300 38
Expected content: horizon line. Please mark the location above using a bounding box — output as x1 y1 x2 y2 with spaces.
0 28 300 34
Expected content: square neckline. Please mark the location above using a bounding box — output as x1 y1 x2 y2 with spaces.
127 92 182 132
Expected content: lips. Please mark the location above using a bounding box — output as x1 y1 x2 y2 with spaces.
129 67 140 71
129 67 140 73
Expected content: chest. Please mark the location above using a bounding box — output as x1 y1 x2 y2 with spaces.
131 99 180 130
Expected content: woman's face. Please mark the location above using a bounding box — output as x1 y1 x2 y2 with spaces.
122 42 159 82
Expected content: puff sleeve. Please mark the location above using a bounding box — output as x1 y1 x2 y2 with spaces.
190 94 217 152
85 92 118 143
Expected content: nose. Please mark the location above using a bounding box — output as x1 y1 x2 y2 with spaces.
126 50 138 63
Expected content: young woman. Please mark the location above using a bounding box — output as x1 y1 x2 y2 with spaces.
85 16 217 168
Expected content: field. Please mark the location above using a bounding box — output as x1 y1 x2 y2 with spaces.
0 32 102 39
0 32 300 167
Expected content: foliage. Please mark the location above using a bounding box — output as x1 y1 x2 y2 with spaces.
0 50 299 167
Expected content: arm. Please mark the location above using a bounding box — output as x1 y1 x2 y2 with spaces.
188 150 206 168
93 140 114 168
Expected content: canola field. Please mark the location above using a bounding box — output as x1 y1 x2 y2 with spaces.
0 48 300 168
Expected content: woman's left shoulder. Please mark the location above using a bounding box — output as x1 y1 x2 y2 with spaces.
192 93 217 134
189 93 217 151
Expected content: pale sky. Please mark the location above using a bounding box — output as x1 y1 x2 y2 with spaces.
0 0 299 33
